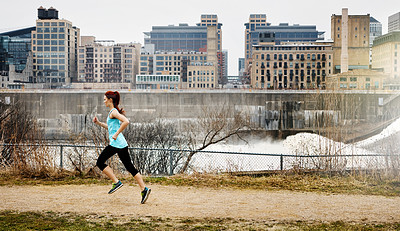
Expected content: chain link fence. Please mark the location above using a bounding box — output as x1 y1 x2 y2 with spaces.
1 143 399 176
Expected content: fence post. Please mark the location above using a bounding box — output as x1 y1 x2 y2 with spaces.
280 154 283 171
60 145 63 168
169 151 173 176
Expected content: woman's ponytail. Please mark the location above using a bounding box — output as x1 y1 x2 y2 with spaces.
105 91 125 115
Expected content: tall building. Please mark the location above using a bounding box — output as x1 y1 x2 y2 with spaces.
388 12 400 33
77 38 140 85
197 14 222 52
219 49 228 84
331 8 370 74
31 6 80 87
238 58 245 74
369 17 382 64
140 26 218 89
250 42 333 90
372 31 400 79
370 17 382 45
244 15 325 79
144 24 208 52
0 27 35 74
197 14 224 84
244 14 268 63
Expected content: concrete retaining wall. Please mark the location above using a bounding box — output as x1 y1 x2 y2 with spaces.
1 90 398 139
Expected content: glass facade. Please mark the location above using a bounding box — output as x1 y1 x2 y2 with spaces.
254 24 324 43
0 27 35 73
145 26 208 52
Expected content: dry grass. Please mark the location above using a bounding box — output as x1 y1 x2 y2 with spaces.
2 170 398 197
146 172 400 197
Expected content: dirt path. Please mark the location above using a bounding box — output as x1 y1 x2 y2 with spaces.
1 184 399 223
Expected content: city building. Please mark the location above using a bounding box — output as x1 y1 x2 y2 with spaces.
388 12 400 33
369 17 383 64
0 27 36 89
370 17 382 45
254 23 325 44
238 58 245 78
197 14 225 83
140 26 219 89
31 6 80 88
250 42 333 90
327 69 386 90
144 24 208 52
372 31 400 80
219 49 228 85
77 36 140 89
331 8 370 74
197 14 222 52
0 27 35 73
244 14 268 62
136 74 180 90
244 15 325 83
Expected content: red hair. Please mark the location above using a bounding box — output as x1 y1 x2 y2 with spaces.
105 91 125 115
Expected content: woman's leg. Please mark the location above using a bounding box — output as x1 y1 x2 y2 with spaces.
133 173 146 191
102 166 118 183
96 145 119 183
117 147 145 191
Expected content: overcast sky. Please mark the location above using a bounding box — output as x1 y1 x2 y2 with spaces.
1 0 398 75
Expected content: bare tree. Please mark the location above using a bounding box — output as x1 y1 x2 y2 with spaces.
124 119 187 175
180 106 252 173
0 101 53 176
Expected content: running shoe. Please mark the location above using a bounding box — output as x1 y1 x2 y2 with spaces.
108 180 123 194
141 187 151 204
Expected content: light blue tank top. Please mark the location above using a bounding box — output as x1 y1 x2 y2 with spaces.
107 108 128 148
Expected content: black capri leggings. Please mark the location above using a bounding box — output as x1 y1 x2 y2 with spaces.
96 145 139 177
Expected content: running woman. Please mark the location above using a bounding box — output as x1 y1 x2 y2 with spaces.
93 91 151 204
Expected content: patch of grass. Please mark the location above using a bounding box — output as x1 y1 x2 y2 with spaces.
293 221 400 231
1 211 399 231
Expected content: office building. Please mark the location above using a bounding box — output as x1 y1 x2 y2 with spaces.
31 6 80 87
144 24 208 52
140 26 218 89
250 42 333 89
369 17 383 64
0 27 35 74
331 8 370 74
197 14 224 86
370 17 382 45
136 74 180 90
388 12 400 33
372 31 400 79
238 58 245 77
219 49 228 84
244 14 268 69
327 69 386 90
77 38 140 87
197 14 222 52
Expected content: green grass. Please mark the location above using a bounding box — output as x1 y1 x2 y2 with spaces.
0 211 399 231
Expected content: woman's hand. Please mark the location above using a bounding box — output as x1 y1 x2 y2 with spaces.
93 117 98 124
112 133 118 140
